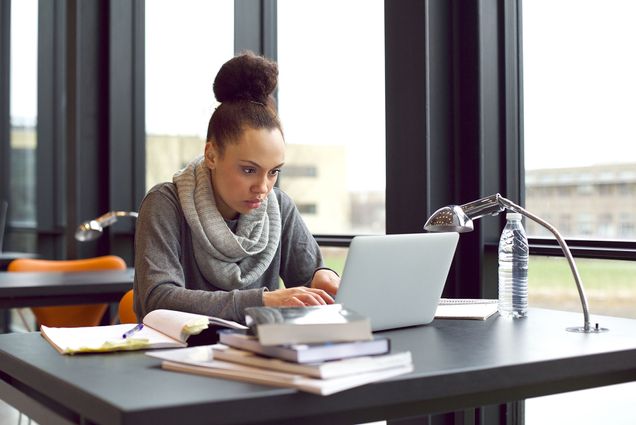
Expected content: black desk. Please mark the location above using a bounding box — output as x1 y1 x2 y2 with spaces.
0 268 134 308
0 309 635 425
0 268 134 332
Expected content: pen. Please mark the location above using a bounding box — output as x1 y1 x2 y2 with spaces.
121 323 144 339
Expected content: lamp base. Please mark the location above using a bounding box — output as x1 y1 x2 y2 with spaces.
566 324 609 333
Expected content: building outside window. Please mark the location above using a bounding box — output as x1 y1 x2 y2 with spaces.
145 0 234 191
277 0 385 237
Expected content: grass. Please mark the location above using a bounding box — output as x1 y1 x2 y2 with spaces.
528 256 636 319
529 256 636 291
320 247 636 319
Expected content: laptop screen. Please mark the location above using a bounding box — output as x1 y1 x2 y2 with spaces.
334 232 459 331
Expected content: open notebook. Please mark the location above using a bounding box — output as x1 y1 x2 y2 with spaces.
41 309 247 354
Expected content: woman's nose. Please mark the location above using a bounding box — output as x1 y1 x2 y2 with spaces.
253 175 269 194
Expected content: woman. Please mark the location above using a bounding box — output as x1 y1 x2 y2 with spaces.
133 52 340 322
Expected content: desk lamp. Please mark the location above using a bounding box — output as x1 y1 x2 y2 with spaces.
424 193 607 333
75 211 138 242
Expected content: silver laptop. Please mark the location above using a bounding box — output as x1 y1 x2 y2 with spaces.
335 232 459 331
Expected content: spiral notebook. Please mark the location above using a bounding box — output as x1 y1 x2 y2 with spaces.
435 298 499 320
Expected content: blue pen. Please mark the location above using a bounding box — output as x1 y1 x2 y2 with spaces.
122 323 144 339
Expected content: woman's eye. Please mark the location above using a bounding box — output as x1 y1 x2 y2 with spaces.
242 167 256 174
269 169 281 176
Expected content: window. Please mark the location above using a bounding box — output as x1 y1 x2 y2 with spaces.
524 0 636 314
597 213 613 238
277 0 385 235
523 1 636 421
9 0 38 229
523 0 636 243
282 165 318 178
145 1 234 191
524 0 636 315
296 204 317 215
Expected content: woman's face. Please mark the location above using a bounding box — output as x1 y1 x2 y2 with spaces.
205 127 285 220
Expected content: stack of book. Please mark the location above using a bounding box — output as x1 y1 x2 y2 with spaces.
148 304 413 395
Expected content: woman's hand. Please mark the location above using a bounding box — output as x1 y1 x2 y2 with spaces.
310 269 340 297
263 287 334 307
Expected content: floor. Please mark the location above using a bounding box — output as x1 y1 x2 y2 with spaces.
0 399 33 425
0 310 38 425
526 381 636 424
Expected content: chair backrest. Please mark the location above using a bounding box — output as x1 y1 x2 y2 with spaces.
8 255 127 328
7 255 126 273
118 289 137 324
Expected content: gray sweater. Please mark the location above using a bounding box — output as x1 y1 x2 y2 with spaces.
133 183 324 323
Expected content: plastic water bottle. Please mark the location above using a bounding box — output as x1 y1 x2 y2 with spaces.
498 212 528 318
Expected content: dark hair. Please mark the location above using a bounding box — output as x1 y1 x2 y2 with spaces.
206 51 283 153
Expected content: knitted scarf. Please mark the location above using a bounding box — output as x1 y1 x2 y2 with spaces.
173 155 281 290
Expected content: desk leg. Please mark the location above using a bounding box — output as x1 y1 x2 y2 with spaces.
101 303 119 325
387 411 466 425
387 403 525 425
0 309 10 333
0 375 76 425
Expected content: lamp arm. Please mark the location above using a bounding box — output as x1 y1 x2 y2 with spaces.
460 194 507 220
496 195 592 331
113 211 139 219
96 211 139 227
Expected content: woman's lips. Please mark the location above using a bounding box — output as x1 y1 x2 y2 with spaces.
245 199 262 209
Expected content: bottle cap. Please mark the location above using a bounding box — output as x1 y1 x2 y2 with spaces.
506 212 522 221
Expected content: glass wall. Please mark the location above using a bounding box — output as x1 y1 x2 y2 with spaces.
523 0 636 241
9 0 38 228
145 0 234 191
523 0 636 318
277 0 385 235
523 1 636 423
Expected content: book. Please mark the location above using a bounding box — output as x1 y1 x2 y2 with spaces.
435 298 499 320
218 330 390 364
244 304 372 346
40 309 247 355
147 345 413 396
211 344 411 379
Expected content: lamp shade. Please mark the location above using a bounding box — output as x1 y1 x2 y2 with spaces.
424 205 473 233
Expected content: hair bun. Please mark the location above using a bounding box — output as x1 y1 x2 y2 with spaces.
213 51 278 104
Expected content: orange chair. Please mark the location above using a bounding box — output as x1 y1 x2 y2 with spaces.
8 255 127 329
118 289 137 324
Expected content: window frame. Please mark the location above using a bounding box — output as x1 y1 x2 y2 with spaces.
0 1 9 208
1 0 629 276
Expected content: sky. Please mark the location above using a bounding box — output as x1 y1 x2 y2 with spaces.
523 0 636 170
10 0 636 182
9 0 38 127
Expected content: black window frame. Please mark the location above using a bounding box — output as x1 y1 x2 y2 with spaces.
0 1 631 288
0 0 630 289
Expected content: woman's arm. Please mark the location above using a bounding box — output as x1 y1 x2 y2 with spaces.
276 189 340 296
133 185 264 322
